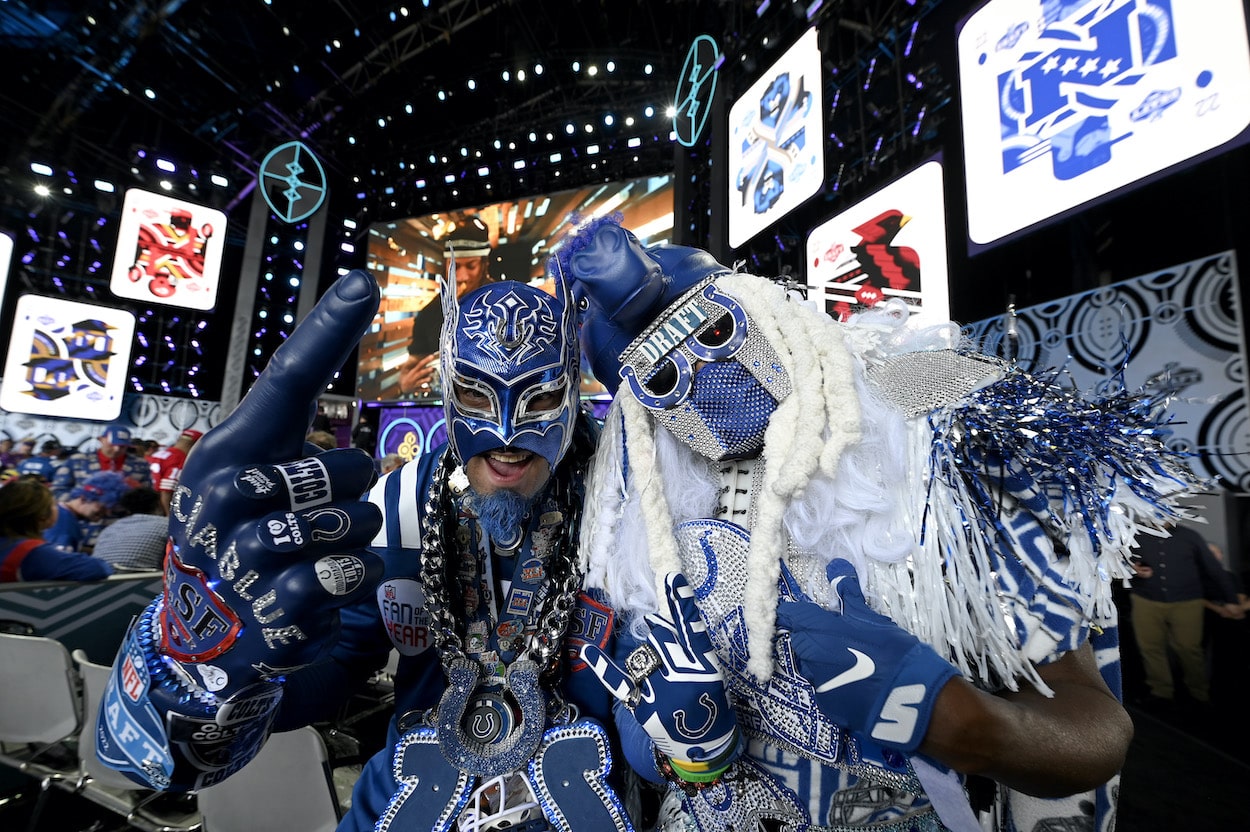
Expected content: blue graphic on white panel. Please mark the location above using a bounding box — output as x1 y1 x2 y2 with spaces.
996 0 1177 180
736 73 813 214
727 27 823 249
960 0 1250 245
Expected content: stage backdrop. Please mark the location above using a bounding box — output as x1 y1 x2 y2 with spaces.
358 175 674 402
964 250 1250 493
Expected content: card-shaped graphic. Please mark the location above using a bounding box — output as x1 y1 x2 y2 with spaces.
958 0 1250 247
728 27 824 249
110 189 226 310
805 160 950 327
0 294 136 420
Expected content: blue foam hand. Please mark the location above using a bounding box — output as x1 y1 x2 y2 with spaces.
581 573 740 766
159 270 385 696
775 559 959 754
562 220 730 391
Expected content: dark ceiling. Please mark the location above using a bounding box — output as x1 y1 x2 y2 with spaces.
1 0 797 219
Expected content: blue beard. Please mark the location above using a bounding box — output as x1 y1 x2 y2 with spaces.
472 488 536 547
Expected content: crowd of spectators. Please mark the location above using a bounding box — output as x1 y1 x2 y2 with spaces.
0 425 200 583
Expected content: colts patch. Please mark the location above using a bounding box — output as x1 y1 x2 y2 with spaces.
162 551 241 662
275 457 332 509
378 578 432 656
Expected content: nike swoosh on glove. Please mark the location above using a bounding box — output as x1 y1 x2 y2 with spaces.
775 558 959 754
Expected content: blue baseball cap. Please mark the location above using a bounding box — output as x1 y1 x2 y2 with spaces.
101 425 132 445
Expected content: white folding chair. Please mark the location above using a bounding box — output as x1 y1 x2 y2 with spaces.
0 632 82 829
71 650 202 832
197 725 344 832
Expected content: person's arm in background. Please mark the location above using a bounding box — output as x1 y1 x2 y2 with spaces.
1200 540 1247 619
398 299 444 395
398 352 439 395
18 542 113 581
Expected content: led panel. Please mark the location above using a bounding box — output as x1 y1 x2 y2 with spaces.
0 294 136 420
0 232 12 318
727 27 824 249
805 159 950 326
109 188 227 310
958 0 1250 248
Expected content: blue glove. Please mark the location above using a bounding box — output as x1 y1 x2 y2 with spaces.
159 269 385 697
775 559 959 754
581 573 740 771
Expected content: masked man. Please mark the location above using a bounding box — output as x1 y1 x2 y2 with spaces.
562 218 1206 832
96 267 647 831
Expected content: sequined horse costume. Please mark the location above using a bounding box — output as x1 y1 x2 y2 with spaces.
562 218 1205 832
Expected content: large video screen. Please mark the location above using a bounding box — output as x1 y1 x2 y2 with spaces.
958 0 1250 249
357 175 675 402
727 26 825 250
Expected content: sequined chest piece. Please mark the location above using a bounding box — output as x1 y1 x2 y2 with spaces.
673 458 925 828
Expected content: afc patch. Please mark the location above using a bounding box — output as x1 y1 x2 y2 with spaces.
565 592 614 672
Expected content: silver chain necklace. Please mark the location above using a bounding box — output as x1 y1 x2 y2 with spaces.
420 448 585 777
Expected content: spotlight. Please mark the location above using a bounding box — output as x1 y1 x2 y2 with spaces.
156 158 176 172
30 162 53 176
211 174 229 187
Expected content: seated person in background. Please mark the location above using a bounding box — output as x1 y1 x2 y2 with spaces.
398 216 496 396
0 478 113 582
52 424 151 501
17 439 64 483
92 486 169 572
45 471 129 554
0 437 30 468
379 452 403 474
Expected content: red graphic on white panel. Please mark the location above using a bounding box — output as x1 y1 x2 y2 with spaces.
127 208 214 299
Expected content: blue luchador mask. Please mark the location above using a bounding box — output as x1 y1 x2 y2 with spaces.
439 269 579 471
